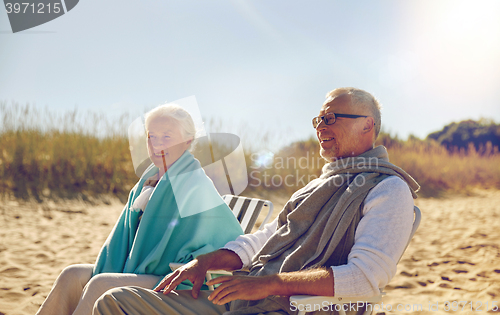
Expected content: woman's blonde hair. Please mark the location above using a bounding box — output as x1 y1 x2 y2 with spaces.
144 104 197 143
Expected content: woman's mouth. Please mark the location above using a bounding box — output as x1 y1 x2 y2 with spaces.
154 151 167 157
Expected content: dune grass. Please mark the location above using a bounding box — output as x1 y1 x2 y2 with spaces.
0 102 135 201
384 138 500 197
244 133 500 198
1 102 499 201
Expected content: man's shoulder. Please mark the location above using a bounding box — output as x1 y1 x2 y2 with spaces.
363 175 414 213
373 175 411 193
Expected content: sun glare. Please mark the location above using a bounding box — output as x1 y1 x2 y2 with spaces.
252 151 275 168
438 0 500 50
410 0 500 99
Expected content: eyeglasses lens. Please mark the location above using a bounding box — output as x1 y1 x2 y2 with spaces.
325 113 335 125
313 113 336 128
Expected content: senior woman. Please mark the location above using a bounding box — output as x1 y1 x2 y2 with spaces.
36 105 244 315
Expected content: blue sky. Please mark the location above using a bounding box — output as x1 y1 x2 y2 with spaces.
1 0 500 150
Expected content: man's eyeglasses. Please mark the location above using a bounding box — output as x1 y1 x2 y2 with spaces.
312 112 369 129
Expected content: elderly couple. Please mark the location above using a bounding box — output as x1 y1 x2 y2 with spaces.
37 87 419 315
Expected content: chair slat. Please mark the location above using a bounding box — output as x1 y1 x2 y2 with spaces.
226 195 238 213
237 198 251 224
222 195 273 233
239 199 263 234
231 197 246 220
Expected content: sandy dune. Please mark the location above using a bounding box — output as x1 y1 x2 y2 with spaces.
1 190 500 314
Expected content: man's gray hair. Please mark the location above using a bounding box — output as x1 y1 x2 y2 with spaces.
325 87 382 140
144 104 196 142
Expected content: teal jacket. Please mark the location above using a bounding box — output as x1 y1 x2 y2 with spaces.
93 150 243 286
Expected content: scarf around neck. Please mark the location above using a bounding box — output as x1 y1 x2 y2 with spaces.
227 146 419 315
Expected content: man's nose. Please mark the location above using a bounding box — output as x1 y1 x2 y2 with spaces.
316 119 327 131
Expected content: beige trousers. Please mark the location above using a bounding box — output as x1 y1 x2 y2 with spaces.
92 287 288 315
93 287 227 315
93 286 371 315
36 264 162 315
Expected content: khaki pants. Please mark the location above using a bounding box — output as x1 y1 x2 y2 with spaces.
92 287 367 315
93 287 227 315
93 287 288 315
36 264 162 315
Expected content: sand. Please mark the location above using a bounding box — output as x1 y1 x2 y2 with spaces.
1 190 500 315
383 190 500 314
0 198 124 315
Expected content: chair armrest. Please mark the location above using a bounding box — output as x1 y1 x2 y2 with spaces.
289 292 384 315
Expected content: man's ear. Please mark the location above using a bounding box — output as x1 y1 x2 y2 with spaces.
362 117 375 134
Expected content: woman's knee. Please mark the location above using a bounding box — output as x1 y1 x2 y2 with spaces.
84 273 120 294
57 264 93 286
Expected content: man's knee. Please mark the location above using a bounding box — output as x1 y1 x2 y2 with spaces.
95 287 225 315
93 287 130 315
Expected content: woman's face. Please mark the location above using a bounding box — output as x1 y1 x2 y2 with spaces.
146 116 192 172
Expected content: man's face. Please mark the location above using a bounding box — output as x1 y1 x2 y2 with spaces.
146 116 191 172
316 93 367 162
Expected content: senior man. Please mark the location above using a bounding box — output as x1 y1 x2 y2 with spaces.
93 87 419 315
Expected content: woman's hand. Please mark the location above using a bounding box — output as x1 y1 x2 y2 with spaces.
154 258 209 298
153 249 243 299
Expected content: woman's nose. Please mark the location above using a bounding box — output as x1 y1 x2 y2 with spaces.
151 139 170 150
153 143 169 151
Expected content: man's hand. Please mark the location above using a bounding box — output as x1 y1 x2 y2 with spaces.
153 249 244 299
153 258 209 298
206 268 335 305
206 275 278 305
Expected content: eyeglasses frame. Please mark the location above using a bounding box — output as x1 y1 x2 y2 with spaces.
312 112 370 129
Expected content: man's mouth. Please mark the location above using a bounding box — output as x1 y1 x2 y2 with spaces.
320 137 334 143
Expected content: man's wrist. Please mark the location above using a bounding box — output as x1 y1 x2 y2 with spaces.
269 268 335 297
268 274 287 296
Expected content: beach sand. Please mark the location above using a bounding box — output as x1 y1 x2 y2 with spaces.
383 190 500 314
1 190 500 315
